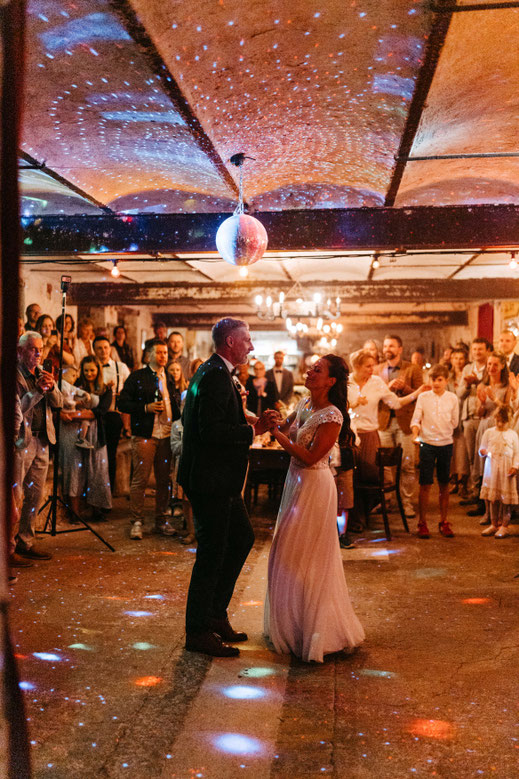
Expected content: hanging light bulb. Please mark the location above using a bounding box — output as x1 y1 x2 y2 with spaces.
239 266 249 277
111 260 120 278
509 252 517 269
372 258 380 269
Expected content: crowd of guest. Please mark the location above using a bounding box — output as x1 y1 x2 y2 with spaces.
10 299 519 583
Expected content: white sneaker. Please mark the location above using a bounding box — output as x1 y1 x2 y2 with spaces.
130 521 143 540
495 526 510 538
404 505 416 518
481 525 497 536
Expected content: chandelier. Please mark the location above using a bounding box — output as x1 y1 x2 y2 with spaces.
253 288 343 344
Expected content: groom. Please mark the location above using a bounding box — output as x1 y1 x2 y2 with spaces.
179 318 279 657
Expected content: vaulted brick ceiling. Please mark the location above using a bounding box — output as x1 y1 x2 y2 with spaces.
21 0 519 217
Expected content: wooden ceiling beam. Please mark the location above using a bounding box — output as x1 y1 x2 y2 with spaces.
68 278 519 307
21 204 519 255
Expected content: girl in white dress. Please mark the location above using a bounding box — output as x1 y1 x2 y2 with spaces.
479 406 519 538
264 355 365 663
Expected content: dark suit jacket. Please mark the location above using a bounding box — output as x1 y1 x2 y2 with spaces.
178 353 253 496
245 376 279 416
266 368 294 404
118 366 180 438
509 354 519 376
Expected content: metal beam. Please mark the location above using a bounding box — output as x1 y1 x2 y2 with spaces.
21 205 519 254
19 151 113 213
68 278 519 307
404 152 519 161
109 0 239 200
385 0 454 206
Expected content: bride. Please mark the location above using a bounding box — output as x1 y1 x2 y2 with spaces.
264 354 365 663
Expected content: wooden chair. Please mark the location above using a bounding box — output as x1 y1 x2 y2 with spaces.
355 446 409 541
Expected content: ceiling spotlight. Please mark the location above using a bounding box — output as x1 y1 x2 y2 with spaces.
239 266 248 277
111 260 120 278
509 252 517 270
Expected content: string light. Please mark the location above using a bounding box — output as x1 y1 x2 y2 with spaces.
509 252 517 269
111 259 120 278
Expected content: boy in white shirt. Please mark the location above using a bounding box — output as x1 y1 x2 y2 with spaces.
411 364 459 539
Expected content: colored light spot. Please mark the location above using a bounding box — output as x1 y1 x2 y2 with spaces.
222 685 265 700
240 600 263 606
19 681 36 691
144 594 164 600
135 676 162 687
462 598 491 605
68 643 94 651
213 733 264 755
124 610 153 617
415 568 447 579
33 652 62 662
359 669 396 679
132 642 156 651
238 667 276 678
407 719 455 740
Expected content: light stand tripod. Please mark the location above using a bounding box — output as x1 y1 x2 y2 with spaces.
38 275 115 552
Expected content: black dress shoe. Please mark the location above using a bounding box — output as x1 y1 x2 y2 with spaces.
185 631 240 657
209 617 248 643
15 545 52 560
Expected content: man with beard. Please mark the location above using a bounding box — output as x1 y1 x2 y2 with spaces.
375 335 424 518
179 318 279 657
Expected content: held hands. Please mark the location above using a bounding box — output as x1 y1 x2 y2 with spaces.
465 373 478 386
255 409 281 436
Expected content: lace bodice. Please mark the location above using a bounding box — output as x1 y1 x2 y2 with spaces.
289 399 343 469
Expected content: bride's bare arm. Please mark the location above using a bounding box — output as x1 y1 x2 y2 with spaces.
272 421 341 467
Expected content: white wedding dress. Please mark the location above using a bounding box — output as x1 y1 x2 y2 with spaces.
264 399 365 663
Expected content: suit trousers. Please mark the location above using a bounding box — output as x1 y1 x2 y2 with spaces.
378 418 416 509
185 491 255 635
104 411 124 490
13 436 50 551
130 436 171 524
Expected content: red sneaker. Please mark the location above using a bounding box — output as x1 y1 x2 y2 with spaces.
417 521 430 539
439 520 454 538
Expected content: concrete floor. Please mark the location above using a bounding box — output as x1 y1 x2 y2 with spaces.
8 487 519 779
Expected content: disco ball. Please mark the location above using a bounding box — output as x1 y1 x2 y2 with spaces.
216 213 268 266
